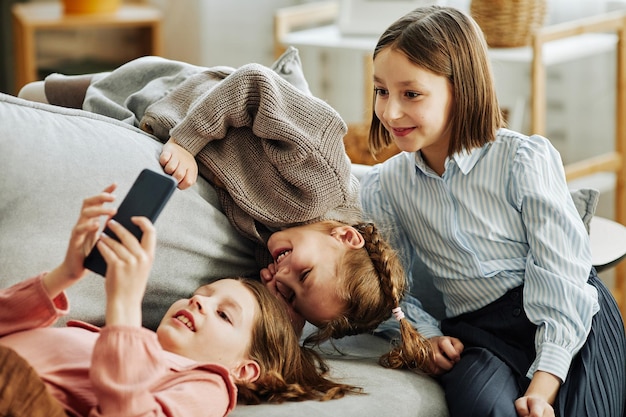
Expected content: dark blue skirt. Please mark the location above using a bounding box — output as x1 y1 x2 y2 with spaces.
439 269 626 417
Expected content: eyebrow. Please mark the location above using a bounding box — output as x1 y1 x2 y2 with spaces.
195 285 244 325
374 73 424 86
194 285 213 297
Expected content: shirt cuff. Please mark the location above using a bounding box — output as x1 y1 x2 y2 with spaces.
527 341 572 382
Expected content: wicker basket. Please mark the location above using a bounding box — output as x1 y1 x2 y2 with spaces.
63 0 120 14
470 0 547 48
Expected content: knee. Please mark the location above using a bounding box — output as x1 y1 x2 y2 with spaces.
441 348 521 417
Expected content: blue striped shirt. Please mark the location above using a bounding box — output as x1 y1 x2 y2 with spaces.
360 128 599 380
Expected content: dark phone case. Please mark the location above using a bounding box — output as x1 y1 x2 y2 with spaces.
84 169 177 276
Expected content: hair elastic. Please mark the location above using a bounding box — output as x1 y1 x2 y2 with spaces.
392 306 405 321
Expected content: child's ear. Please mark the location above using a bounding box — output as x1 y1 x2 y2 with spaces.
232 359 261 383
331 226 365 249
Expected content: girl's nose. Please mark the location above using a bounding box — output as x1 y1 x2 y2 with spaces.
383 97 403 121
273 263 296 284
188 295 206 313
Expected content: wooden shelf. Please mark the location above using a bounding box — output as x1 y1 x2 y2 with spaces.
12 2 163 94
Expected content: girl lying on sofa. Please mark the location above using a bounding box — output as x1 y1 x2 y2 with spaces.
0 185 359 417
18 47 435 374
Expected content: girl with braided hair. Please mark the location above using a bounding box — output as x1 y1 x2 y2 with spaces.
260 220 433 374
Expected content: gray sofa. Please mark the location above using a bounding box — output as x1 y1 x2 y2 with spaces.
0 92 449 417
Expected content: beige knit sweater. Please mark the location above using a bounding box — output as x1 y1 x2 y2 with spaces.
139 63 362 258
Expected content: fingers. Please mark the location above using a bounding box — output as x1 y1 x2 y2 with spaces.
430 352 454 374
259 268 272 283
160 150 178 175
515 397 531 417
100 217 156 260
99 217 154 328
259 263 276 283
428 336 464 374
159 140 197 190
82 186 116 212
52 184 120 295
78 185 117 221
441 337 463 362
159 150 172 166
69 184 117 256
515 396 555 417
97 218 154 279
133 216 157 253
176 169 195 190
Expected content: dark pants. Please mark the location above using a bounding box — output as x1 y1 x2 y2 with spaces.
439 270 626 417
0 345 67 417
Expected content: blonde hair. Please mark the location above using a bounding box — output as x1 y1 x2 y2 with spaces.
234 278 362 403
302 221 433 374
369 5 504 158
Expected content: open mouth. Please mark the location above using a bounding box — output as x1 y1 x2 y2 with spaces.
274 249 291 264
174 311 196 332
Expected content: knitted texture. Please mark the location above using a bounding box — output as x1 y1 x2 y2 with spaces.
140 63 362 252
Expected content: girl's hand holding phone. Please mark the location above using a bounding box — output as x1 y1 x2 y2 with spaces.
99 216 156 328
43 184 118 299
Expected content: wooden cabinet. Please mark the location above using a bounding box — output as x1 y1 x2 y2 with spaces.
12 2 162 94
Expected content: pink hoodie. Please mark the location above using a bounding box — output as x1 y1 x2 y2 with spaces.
0 276 237 417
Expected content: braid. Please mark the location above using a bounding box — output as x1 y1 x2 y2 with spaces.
356 222 405 308
379 317 434 373
358 223 434 373
304 221 434 374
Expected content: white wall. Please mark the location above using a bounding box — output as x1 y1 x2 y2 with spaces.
145 0 203 65
199 0 300 67
148 0 301 68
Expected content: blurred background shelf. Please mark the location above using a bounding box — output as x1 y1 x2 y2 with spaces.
11 1 162 94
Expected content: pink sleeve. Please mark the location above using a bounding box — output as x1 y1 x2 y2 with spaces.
0 275 69 336
89 326 237 417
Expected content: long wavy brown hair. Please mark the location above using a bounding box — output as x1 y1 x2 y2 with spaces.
234 278 362 404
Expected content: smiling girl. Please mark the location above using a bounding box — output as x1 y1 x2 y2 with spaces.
360 5 626 417
0 185 359 417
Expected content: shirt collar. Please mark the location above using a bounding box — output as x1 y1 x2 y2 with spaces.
413 151 431 175
453 146 485 175
413 144 489 177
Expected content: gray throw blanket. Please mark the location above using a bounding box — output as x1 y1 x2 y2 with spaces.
76 50 362 262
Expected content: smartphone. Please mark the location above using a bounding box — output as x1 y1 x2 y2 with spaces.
84 169 177 276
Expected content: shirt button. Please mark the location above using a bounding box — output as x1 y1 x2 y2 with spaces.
512 308 521 317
